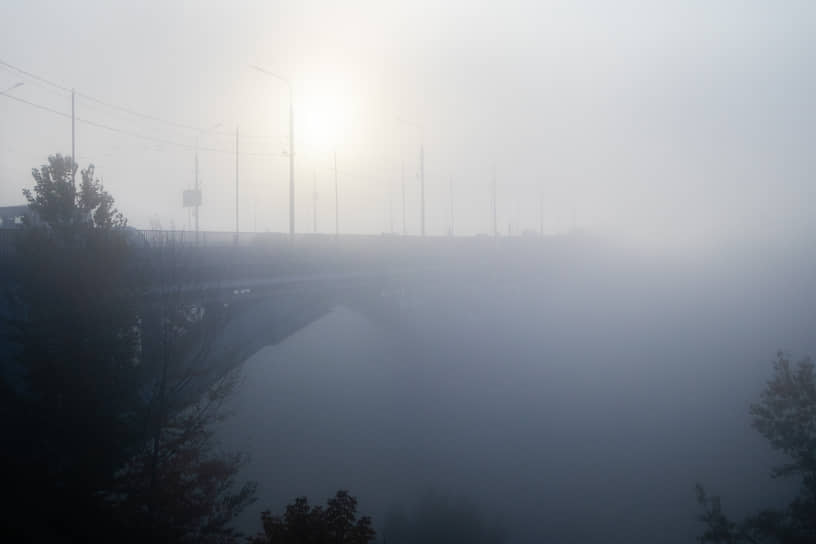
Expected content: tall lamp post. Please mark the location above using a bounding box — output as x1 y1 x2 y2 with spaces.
251 65 295 242
193 122 222 244
396 115 425 236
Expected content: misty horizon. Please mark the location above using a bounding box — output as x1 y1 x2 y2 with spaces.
2 1 814 251
2 2 815 543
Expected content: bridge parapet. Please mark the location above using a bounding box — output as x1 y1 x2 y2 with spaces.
3 226 589 289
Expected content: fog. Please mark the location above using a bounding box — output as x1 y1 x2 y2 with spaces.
2 1 815 247
209 235 814 543
2 1 815 542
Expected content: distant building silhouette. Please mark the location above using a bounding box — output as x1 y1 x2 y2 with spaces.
0 205 39 229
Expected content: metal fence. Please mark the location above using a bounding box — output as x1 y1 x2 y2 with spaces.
132 229 250 247
0 228 267 256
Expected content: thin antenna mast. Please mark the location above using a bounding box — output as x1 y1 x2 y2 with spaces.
313 171 318 233
71 89 76 188
449 175 454 236
235 126 239 244
334 151 339 238
401 160 406 235
420 145 425 237
492 167 497 237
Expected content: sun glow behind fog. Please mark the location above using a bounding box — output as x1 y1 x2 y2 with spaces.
298 73 356 156
0 0 812 242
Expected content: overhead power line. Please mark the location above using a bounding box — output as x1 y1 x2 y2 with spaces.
1 92 279 157
0 58 70 93
77 91 203 132
0 57 276 140
0 57 206 133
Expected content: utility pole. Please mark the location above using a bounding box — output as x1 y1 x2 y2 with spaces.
313 171 318 233
420 145 425 237
395 115 423 235
235 126 239 244
401 160 406 235
491 167 497 237
449 175 454 236
250 66 294 241
194 150 200 244
288 85 295 242
193 123 222 245
389 179 394 234
334 151 339 238
71 89 76 188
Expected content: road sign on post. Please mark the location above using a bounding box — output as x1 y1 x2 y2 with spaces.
183 189 202 207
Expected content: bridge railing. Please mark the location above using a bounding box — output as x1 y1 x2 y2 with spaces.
2 225 557 261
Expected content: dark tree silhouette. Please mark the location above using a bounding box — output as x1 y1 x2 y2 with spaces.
99 235 258 543
3 155 141 541
22 153 78 227
696 352 816 543
250 490 376 544
23 154 126 231
111 369 257 543
1 154 254 542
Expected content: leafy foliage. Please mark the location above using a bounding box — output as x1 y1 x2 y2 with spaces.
23 153 126 232
3 156 141 540
695 485 739 544
750 354 816 485
2 154 254 542
250 490 376 544
22 153 77 227
696 352 816 543
112 372 257 542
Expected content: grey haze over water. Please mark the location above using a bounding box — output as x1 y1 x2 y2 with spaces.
220 237 815 543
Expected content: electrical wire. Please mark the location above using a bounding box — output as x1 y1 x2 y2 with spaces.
77 91 203 132
0 58 70 93
1 92 280 157
0 57 279 141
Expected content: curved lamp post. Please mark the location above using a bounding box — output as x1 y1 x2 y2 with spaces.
251 65 295 242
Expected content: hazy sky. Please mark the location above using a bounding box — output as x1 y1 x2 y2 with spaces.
1 0 813 246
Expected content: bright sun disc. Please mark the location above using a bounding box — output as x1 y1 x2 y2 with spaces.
299 76 351 154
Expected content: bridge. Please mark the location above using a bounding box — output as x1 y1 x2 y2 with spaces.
0 227 577 403
123 229 524 402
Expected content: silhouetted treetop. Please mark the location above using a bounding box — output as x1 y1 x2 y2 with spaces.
3 153 254 542
750 353 816 483
23 153 125 231
696 352 816 543
251 490 375 544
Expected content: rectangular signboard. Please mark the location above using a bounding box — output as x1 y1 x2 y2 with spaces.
183 189 202 207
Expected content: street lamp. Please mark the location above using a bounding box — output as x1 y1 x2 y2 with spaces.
396 115 425 236
251 64 295 242
192 121 222 243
